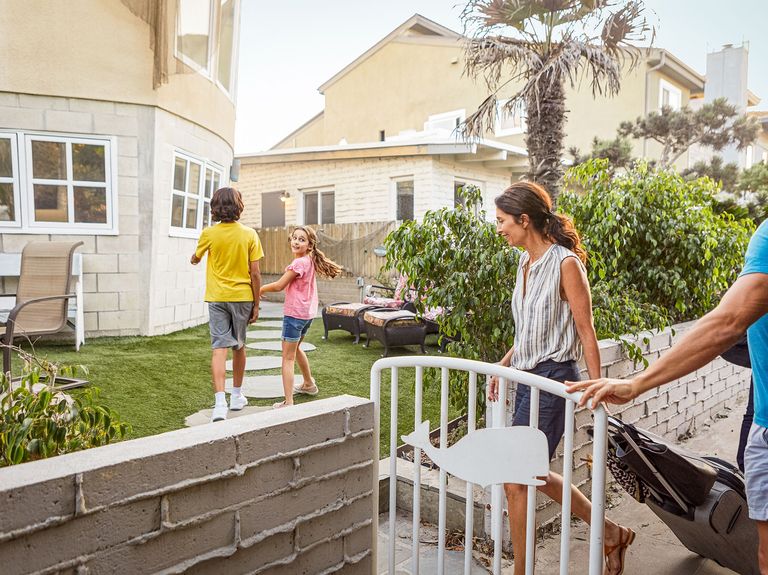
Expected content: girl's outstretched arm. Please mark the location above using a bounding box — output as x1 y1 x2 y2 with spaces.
260 270 298 295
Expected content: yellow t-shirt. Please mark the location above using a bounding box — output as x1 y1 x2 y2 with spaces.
194 222 264 302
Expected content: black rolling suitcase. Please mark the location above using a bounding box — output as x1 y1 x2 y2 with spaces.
605 417 759 575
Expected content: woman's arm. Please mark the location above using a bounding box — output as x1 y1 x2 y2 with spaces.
561 257 601 380
260 270 298 294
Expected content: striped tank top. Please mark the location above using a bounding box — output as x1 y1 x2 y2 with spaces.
510 243 584 370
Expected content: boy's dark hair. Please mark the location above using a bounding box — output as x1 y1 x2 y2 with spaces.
210 187 244 222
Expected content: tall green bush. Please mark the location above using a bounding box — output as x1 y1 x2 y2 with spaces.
561 160 755 322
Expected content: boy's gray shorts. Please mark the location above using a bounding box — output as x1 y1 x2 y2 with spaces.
745 423 768 521
208 302 253 349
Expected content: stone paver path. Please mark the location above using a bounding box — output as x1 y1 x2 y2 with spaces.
251 320 283 328
246 341 316 352
245 330 283 340
225 355 283 371
224 375 308 398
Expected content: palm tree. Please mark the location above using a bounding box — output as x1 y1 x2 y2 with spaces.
461 0 652 202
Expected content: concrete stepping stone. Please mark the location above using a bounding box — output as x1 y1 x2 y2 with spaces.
226 356 283 371
184 405 271 427
254 320 283 328
245 330 283 340
246 341 316 352
224 375 308 398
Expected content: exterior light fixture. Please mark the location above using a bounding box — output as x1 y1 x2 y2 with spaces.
279 191 290 202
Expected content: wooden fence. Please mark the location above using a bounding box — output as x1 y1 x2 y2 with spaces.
256 221 398 278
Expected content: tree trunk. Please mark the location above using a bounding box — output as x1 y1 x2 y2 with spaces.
524 71 566 205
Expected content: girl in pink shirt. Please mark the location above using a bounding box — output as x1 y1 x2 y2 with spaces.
260 226 342 407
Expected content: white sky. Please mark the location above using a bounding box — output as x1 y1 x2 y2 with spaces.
234 0 768 154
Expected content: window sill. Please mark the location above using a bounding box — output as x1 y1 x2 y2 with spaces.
169 227 202 240
0 226 119 236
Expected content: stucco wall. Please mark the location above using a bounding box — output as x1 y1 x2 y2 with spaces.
486 320 752 537
0 395 375 575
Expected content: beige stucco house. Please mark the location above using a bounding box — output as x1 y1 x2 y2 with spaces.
0 0 241 336
237 14 710 229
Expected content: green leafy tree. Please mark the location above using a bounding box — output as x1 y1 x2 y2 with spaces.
618 98 759 168
738 161 768 194
569 135 634 169
682 156 740 192
461 0 651 202
562 159 755 322
0 346 129 466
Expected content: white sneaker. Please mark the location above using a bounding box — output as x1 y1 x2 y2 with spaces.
229 394 248 411
211 403 228 422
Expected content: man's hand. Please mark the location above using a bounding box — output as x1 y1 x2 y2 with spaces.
249 305 259 324
190 254 201 265
488 375 499 402
565 378 638 408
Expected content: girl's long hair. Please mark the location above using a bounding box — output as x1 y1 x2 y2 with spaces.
494 181 586 264
292 226 343 278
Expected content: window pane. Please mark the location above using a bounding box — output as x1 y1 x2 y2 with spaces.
203 201 211 228
0 182 14 221
74 186 107 223
32 140 67 180
0 139 12 178
186 196 199 229
454 181 465 207
34 184 68 222
304 192 318 225
213 172 220 192
174 157 187 191
396 180 414 221
217 0 236 90
171 194 184 227
189 162 201 196
205 168 213 198
177 0 211 70
72 143 106 182
321 191 335 224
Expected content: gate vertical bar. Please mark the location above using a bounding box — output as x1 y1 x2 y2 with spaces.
437 367 449 575
464 371 477 575
389 367 399 575
588 407 608 575
559 400 575 575
493 377 508 575
370 367 381 575
412 366 423 575
525 386 540 575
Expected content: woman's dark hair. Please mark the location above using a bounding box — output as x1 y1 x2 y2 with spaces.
210 187 244 222
494 181 586 263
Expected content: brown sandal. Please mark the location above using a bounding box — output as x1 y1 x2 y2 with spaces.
604 526 635 575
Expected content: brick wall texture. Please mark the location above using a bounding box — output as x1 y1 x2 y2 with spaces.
0 396 376 575
486 320 752 536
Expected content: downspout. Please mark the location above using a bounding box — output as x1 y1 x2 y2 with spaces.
644 51 666 158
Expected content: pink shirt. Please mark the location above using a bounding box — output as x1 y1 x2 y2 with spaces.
284 255 318 320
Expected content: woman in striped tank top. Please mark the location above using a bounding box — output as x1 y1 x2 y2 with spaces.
488 182 635 575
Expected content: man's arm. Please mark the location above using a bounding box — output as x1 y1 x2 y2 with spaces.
249 259 261 323
567 273 768 406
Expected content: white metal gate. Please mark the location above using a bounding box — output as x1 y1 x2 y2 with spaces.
370 356 609 575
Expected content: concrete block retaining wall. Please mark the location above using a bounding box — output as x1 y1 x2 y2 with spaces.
0 396 376 575
487 320 752 536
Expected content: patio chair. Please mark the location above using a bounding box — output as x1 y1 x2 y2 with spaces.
0 241 88 388
321 301 379 343
362 308 427 357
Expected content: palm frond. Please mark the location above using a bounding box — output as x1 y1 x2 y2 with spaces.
464 36 542 89
600 0 651 68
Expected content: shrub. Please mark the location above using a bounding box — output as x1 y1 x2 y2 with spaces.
561 160 755 322
0 347 130 466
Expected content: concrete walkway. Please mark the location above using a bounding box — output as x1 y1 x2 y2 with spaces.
378 397 749 574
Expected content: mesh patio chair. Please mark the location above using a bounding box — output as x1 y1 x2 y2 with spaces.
1 241 87 388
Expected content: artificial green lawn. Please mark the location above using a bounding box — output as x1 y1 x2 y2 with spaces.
27 321 459 453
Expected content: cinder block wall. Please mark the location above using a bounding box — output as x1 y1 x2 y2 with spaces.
0 396 376 575
487 320 752 535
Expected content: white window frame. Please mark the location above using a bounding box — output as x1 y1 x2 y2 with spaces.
300 186 335 225
391 176 415 222
0 130 118 235
746 145 754 169
174 0 241 100
169 150 224 239
454 177 484 215
0 133 21 228
659 79 682 111
494 98 527 136
424 109 466 133
762 150 768 165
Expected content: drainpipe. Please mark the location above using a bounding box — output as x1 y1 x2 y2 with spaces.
644 51 666 158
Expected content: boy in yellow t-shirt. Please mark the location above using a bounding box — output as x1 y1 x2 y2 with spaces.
191 187 263 422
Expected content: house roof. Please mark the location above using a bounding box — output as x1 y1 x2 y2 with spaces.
317 14 462 95
238 131 528 173
646 48 706 93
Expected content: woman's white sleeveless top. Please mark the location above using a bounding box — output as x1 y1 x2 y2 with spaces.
510 244 584 370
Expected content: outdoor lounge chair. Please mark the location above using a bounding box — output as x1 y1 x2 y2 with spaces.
321 301 378 343
0 241 88 388
362 308 427 357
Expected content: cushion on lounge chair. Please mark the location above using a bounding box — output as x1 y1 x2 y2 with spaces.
363 310 421 328
324 302 372 317
362 296 404 308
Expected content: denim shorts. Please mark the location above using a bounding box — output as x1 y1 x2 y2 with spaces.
512 359 580 460
208 301 253 350
282 315 313 342
745 423 768 521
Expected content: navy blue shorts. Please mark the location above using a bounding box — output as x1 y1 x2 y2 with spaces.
512 359 580 461
282 315 312 342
